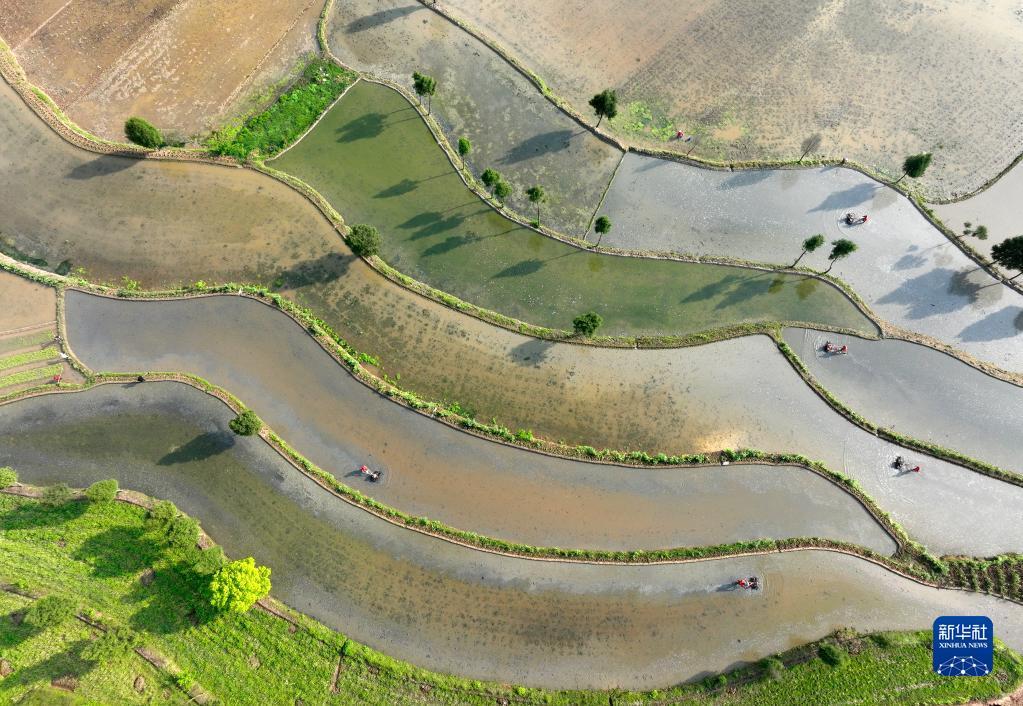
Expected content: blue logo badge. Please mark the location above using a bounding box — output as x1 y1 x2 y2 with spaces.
933 616 993 676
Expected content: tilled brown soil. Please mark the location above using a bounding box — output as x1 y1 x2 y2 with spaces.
1 0 321 141
441 0 1023 199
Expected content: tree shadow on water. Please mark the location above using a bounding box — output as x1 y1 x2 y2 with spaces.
276 252 355 288
157 432 234 466
375 179 417 198
500 130 575 165
66 155 136 180
493 259 544 278
346 5 420 33
336 113 386 142
423 234 481 256
508 339 554 367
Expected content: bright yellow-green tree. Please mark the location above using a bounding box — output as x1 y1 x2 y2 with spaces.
209 557 271 613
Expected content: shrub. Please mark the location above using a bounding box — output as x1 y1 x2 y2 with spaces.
124 117 163 148
572 311 603 337
348 224 381 257
41 483 73 506
82 626 138 661
818 643 848 667
193 546 227 576
148 500 178 527
209 557 272 613
24 595 77 628
229 410 261 436
166 515 200 550
760 656 785 681
0 466 17 487
84 479 118 503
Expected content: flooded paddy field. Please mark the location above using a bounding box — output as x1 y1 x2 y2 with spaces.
935 161 1023 271
784 328 1023 475
441 0 1023 198
3 382 1022 689
65 291 896 554
271 80 873 336
1 0 321 140
326 0 622 236
599 155 1023 373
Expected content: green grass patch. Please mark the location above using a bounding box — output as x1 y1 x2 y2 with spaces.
0 346 57 372
0 330 53 356
0 494 1020 705
0 363 61 389
208 58 358 160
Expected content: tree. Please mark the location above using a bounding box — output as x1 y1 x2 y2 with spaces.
825 238 858 273
594 215 612 245
792 234 825 266
457 136 471 166
493 179 512 205
588 89 618 127
894 152 932 184
82 626 138 661
348 223 381 257
41 483 73 506
572 311 603 337
229 410 261 436
481 168 500 193
24 595 77 628
0 466 16 487
526 185 546 224
209 557 271 613
193 545 227 576
165 515 200 550
412 72 437 114
992 235 1023 280
84 479 118 503
124 117 163 149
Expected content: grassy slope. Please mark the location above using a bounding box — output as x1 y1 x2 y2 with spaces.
0 493 1020 705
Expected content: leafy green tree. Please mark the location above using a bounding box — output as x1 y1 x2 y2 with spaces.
229 409 261 436
0 466 17 487
166 515 200 550
193 545 227 576
493 179 512 205
124 117 164 148
148 500 178 528
588 89 618 127
825 238 858 273
457 136 471 166
412 72 437 113
572 311 603 337
481 168 500 193
41 483 73 507
792 234 825 266
24 595 77 628
526 185 546 224
894 152 932 183
348 223 381 257
209 557 272 613
82 626 138 661
992 235 1023 280
84 479 119 503
594 215 612 245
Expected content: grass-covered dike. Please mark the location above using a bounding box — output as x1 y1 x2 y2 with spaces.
1 487 1021 705
208 58 358 160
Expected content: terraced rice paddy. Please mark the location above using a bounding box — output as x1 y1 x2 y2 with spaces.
3 382 1023 690
64 290 897 554
271 80 874 336
326 0 622 235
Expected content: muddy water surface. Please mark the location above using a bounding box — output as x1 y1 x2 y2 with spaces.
3 382 1022 689
65 291 895 554
784 328 1023 475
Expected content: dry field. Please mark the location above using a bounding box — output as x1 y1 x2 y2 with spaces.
0 0 322 141
442 0 1023 198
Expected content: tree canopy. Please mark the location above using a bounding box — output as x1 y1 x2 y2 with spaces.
457 136 471 159
229 410 261 436
493 180 512 202
348 223 382 257
481 168 500 189
526 185 546 222
412 72 437 112
992 235 1023 279
899 152 932 181
793 233 825 266
572 311 603 337
588 89 618 127
124 117 164 149
825 238 858 272
85 479 119 503
209 557 272 613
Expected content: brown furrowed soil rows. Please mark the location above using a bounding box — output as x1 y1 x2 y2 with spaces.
441 0 1023 199
5 0 321 140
